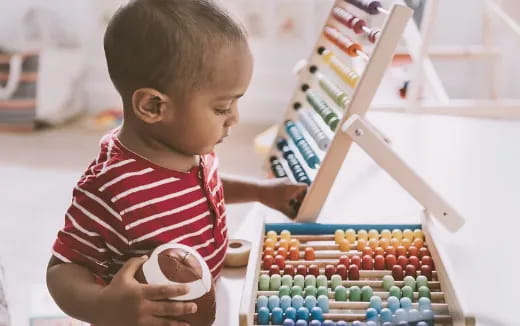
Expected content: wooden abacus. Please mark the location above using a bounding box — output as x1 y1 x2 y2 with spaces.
265 0 414 221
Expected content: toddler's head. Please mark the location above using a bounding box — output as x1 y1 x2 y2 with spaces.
104 0 253 154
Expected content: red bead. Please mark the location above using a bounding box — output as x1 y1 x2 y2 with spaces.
420 264 433 280
263 255 273 270
421 255 433 268
308 264 320 277
362 247 374 257
339 255 350 267
297 264 307 276
348 264 360 280
362 255 373 270
408 256 420 269
407 246 418 257
263 247 275 258
405 264 417 278
284 264 295 277
304 247 316 261
385 254 397 269
374 255 385 270
276 247 287 259
392 265 404 281
374 247 385 257
269 264 280 276
325 265 336 279
274 255 286 270
385 246 396 257
336 264 348 280
396 245 407 257
351 255 361 268
397 255 408 269
289 247 300 260
418 247 430 258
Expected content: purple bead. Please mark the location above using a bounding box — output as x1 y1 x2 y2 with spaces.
284 319 296 326
309 321 322 326
296 320 309 326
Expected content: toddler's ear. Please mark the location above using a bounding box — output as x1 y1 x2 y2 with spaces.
131 88 169 123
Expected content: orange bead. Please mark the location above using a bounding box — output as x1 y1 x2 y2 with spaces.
288 247 300 260
263 247 275 258
390 237 400 248
264 238 276 249
276 247 287 259
289 239 300 250
339 239 351 252
374 246 385 256
378 238 390 250
396 245 407 257
356 239 367 251
368 238 378 250
413 238 424 249
304 247 316 260
385 245 396 257
362 246 374 257
401 238 412 250
278 239 290 250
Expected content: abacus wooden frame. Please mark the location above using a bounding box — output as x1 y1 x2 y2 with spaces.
238 220 476 326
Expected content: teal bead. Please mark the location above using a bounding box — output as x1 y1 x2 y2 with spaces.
418 297 432 310
369 295 382 312
285 306 297 320
305 285 317 298
349 285 361 301
366 307 378 321
294 275 305 288
317 286 329 297
418 285 431 299
387 296 400 312
257 295 268 309
317 295 329 313
330 275 342 290
380 307 392 322
361 285 373 302
316 275 328 288
310 306 324 322
259 274 270 291
257 306 270 325
400 297 412 310
268 295 280 310
389 285 401 299
297 306 310 321
270 274 282 291
279 285 291 297
382 275 394 291
271 307 284 324
334 285 347 301
305 275 317 288
282 274 294 287
416 275 428 289
401 285 413 300
291 285 303 297
403 275 416 291
305 296 317 310
292 295 304 309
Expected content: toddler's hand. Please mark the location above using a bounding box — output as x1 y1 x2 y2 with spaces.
258 178 308 219
96 256 197 326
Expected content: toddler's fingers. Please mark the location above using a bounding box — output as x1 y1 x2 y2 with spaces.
149 300 197 317
142 284 190 300
114 256 148 281
145 316 190 326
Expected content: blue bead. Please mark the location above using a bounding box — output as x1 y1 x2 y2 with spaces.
292 295 305 310
400 297 413 310
283 319 296 326
352 321 363 326
416 322 428 326
408 308 421 322
281 295 292 311
421 308 434 320
317 295 329 313
336 322 348 326
257 307 270 325
257 295 268 310
366 321 378 326
272 307 284 324
268 295 280 311
382 322 393 326
380 307 392 322
365 307 378 321
387 295 400 312
418 297 432 309
322 320 335 326
396 308 408 322
305 296 317 310
369 295 382 312
310 306 323 322
397 322 409 326
286 307 297 321
295 320 308 326
297 307 310 321
309 320 322 326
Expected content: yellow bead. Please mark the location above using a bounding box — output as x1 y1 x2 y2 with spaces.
379 238 390 250
401 238 412 249
266 231 278 242
380 229 392 240
289 238 300 250
368 238 378 250
345 229 356 242
279 239 289 250
403 229 414 241
339 239 351 252
264 238 276 249
413 229 424 241
356 239 367 251
392 229 403 240
335 229 345 244
280 230 291 241
357 230 368 241
390 237 400 248
368 229 379 240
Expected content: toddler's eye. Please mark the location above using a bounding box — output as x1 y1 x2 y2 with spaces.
215 108 231 115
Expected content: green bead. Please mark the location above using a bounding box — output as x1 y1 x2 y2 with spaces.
416 275 428 289
389 285 401 299
403 276 416 291
259 274 270 291
418 285 431 299
335 285 348 301
349 285 361 301
330 275 342 290
282 275 293 287
291 285 303 297
279 285 291 297
317 286 329 297
294 275 305 288
305 285 317 298
401 285 413 300
305 275 317 288
361 285 373 302
382 275 395 291
316 275 328 288
270 274 282 291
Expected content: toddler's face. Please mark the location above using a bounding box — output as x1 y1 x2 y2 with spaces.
158 41 254 156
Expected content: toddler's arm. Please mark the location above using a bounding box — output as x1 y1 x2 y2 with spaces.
46 255 196 326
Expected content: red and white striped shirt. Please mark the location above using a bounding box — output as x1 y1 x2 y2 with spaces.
52 132 228 282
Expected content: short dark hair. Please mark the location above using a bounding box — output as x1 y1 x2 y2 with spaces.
104 0 247 104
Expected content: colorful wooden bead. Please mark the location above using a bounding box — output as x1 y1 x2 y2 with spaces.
345 229 356 242
266 230 278 242
284 264 296 277
339 255 350 267
392 229 403 240
420 265 433 280
268 295 280 310
338 239 351 251
317 286 328 297
259 274 270 290
348 264 360 280
272 307 284 324
380 229 392 239
274 254 286 269
380 307 393 322
257 306 270 325
418 247 430 258
292 295 304 309
357 229 368 240
270 274 282 290
350 255 361 267
418 285 431 299
408 308 421 322
374 255 385 270
294 275 305 288
305 285 317 298
263 255 274 270
283 319 296 326
369 295 382 312
379 238 390 250
316 275 328 288
291 285 303 296
263 247 275 258
356 239 367 251
276 246 288 258
408 256 420 269
334 285 348 301
389 285 401 299
290 239 300 249
325 265 336 279
365 307 378 321
382 275 394 291
334 229 345 243
308 264 320 277
305 295 317 310
297 264 308 276
418 297 432 310
279 239 290 251
405 264 417 278
374 246 385 256
387 296 400 312
397 255 408 269
392 264 404 281
390 237 400 248
336 264 348 280
257 295 268 309
421 308 434 320
416 275 428 289
395 308 408 323
385 245 396 257
362 255 373 270
311 307 323 322
403 275 416 291
401 238 412 249
396 245 407 257
330 274 342 290
361 285 373 301
349 285 361 301
403 229 414 241
281 230 291 241
401 285 413 300
362 246 374 257
296 320 309 326
400 297 412 310
297 306 310 321
413 229 424 240
309 320 321 326
317 295 329 313
286 306 297 320
304 247 316 260
368 229 379 239
421 255 433 267
269 265 280 276
264 238 276 249
385 254 397 269
279 285 291 297
413 238 424 249
281 295 292 311
289 247 300 260
407 246 418 257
